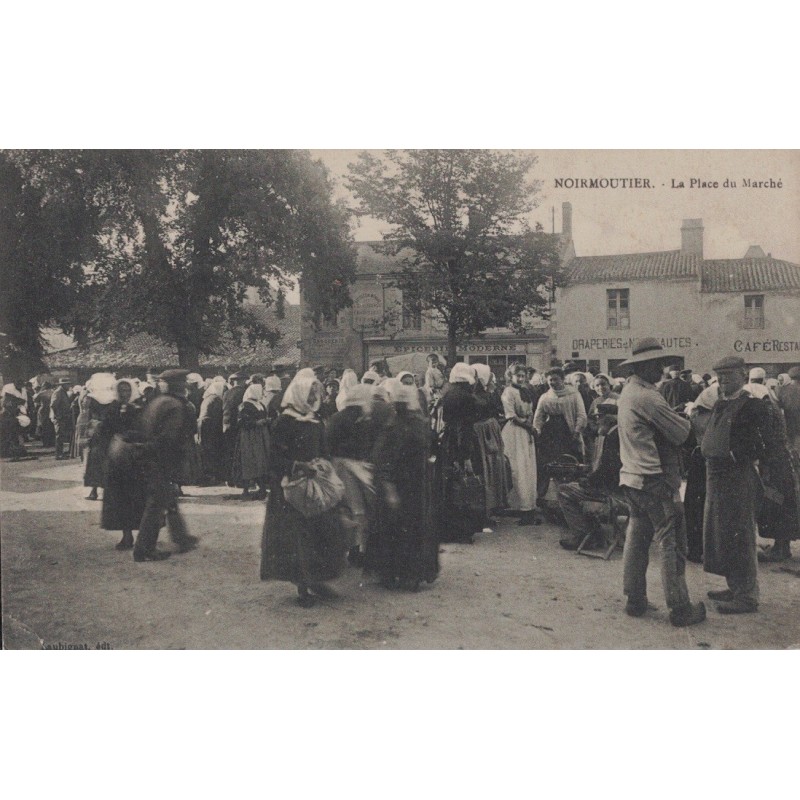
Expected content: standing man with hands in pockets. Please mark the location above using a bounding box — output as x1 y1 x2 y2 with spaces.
616 338 706 627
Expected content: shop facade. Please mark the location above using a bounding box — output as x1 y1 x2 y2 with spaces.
554 219 800 377
300 242 555 380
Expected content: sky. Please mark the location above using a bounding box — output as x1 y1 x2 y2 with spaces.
312 150 800 263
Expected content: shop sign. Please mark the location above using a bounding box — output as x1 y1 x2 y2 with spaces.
733 338 800 353
384 343 522 354
571 336 693 351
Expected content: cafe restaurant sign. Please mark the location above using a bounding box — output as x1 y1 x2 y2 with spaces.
733 338 800 354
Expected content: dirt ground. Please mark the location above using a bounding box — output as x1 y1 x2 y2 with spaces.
2 447 799 650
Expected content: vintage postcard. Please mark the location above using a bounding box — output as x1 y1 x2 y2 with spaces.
2 149 798 650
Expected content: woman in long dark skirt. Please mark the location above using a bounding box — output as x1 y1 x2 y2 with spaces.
327 384 378 566
34 383 55 447
198 378 226 483
367 384 438 590
532 367 587 509
83 373 118 501
437 363 484 542
260 372 349 607
100 379 145 550
174 397 202 495
231 383 271 499
473 364 508 524
67 386 82 459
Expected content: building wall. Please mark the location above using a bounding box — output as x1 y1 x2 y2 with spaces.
555 279 800 375
301 272 553 374
698 290 800 374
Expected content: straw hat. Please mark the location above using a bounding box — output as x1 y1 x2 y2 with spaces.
619 338 678 366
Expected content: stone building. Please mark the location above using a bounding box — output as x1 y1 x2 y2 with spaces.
300 238 568 381
554 216 800 377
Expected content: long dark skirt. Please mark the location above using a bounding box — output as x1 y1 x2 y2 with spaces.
757 455 800 543
101 437 146 531
260 475 349 586
366 458 439 586
230 426 270 487
474 418 508 513
84 431 113 487
703 458 759 577
175 436 203 486
437 463 485 542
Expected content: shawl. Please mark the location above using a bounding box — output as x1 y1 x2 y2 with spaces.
744 382 772 401
393 383 421 411
533 385 586 434
361 369 381 385
281 372 321 422
204 378 227 400
395 370 416 385
341 384 374 410
474 364 492 389
449 363 476 385
242 383 265 410
86 373 117 405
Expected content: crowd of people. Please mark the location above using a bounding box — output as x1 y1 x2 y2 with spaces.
2 345 798 621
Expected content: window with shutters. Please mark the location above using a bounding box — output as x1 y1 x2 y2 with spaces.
743 295 764 329
607 288 630 329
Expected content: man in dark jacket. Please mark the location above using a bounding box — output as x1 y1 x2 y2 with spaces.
702 356 771 613
659 367 697 409
50 378 74 459
557 403 624 550
133 370 199 562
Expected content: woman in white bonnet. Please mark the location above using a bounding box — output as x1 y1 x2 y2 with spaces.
83 373 117 501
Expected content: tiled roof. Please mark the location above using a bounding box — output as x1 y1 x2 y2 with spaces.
44 305 301 370
564 250 800 293
701 258 800 293
565 250 699 284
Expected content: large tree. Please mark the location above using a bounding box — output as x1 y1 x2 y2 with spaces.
347 150 564 366
3 150 356 371
85 150 356 368
0 151 102 378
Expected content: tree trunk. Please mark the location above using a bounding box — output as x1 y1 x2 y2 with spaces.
177 342 200 370
447 324 458 370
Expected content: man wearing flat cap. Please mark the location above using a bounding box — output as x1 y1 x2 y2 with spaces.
133 369 199 561
616 338 706 626
701 356 771 612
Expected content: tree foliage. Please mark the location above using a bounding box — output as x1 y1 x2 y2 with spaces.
0 151 102 378
2 150 356 372
346 150 564 365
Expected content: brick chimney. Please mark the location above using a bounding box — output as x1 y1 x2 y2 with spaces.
562 202 572 239
681 219 704 258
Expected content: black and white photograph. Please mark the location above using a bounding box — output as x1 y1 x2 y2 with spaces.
2 148 798 650
2 7 798 798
